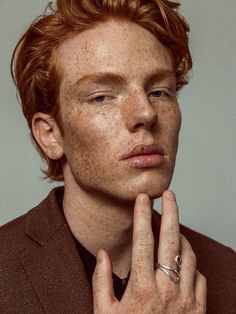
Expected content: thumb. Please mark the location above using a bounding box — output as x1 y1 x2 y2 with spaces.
92 249 116 313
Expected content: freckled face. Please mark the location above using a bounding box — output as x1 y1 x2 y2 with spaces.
56 19 181 201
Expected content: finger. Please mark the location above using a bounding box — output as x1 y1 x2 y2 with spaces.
131 193 154 283
195 270 207 311
179 235 207 310
157 190 180 269
92 249 117 313
179 235 197 295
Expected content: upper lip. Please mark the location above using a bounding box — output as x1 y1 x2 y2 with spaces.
120 144 165 160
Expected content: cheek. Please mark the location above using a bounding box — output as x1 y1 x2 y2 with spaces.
159 105 181 135
62 107 119 159
61 107 122 186
170 107 181 137
158 105 181 157
88 108 120 136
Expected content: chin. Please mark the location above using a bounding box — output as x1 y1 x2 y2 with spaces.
118 171 173 201
137 182 169 200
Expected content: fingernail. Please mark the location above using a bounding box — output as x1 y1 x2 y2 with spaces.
165 190 176 201
97 250 103 264
139 193 150 206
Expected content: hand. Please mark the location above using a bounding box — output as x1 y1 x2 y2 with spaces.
92 190 207 314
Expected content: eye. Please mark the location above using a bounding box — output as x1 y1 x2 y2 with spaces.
87 94 111 104
94 95 106 102
87 93 117 105
149 90 168 98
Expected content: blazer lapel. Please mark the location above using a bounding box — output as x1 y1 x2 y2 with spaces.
20 188 93 313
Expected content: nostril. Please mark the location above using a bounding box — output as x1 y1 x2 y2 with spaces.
134 122 145 129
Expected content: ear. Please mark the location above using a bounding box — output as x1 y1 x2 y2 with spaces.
32 112 64 160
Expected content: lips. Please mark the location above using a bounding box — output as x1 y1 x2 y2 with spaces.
120 144 165 160
120 144 165 168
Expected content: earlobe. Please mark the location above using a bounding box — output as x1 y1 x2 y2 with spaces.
32 112 64 160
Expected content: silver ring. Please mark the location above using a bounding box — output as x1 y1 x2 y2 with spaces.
175 255 181 269
156 255 181 284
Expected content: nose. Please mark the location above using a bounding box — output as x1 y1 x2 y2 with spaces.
123 90 157 132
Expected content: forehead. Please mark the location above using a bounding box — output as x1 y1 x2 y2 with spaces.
56 19 174 87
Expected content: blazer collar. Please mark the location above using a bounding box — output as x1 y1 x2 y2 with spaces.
21 187 162 313
21 187 93 313
24 187 66 245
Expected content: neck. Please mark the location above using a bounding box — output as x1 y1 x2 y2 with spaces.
63 177 136 278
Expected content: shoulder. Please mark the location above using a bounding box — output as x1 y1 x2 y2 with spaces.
180 224 236 314
0 186 65 259
0 213 44 310
0 214 33 260
0 187 66 311
180 224 236 272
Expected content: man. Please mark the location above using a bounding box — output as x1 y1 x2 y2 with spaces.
0 0 235 313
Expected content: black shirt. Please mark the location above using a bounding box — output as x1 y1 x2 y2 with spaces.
58 192 130 301
75 238 130 301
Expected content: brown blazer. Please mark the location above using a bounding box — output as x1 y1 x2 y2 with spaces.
0 187 235 313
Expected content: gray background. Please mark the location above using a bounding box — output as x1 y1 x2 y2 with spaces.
0 0 235 250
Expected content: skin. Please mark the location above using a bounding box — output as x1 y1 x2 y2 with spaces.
32 19 206 312
93 191 207 313
56 19 181 201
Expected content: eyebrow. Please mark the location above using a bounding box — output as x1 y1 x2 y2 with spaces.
144 70 176 89
70 69 176 89
71 72 127 89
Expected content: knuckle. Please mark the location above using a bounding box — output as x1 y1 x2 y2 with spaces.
134 232 154 248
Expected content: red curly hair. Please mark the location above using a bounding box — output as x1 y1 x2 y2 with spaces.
11 0 192 181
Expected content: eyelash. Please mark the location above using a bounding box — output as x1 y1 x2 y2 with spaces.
89 95 112 104
87 89 174 105
94 95 106 102
148 90 171 99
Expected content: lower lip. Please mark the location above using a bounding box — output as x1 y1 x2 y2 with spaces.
123 154 165 168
